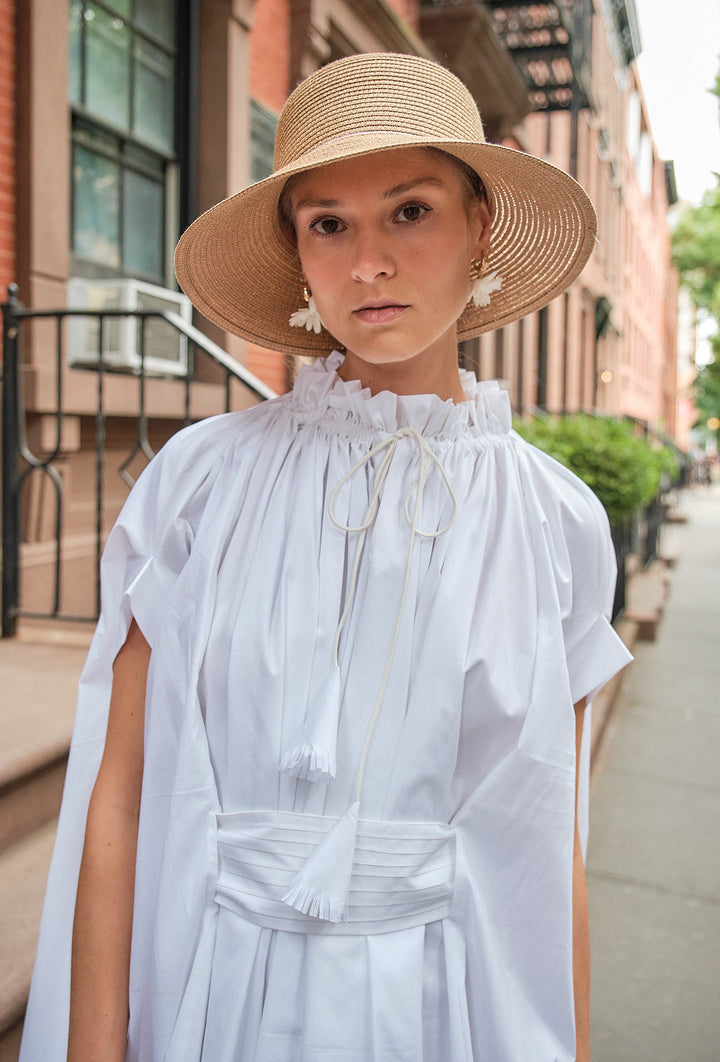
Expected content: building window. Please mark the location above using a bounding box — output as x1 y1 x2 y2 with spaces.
69 0 179 284
250 100 278 184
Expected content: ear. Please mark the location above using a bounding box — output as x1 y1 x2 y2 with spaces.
469 196 492 258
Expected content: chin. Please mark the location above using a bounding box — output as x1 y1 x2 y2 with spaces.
353 348 421 364
340 333 429 362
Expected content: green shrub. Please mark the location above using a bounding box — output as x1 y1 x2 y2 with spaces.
513 414 678 525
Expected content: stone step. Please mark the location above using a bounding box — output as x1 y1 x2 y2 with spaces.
0 822 57 1057
0 634 87 856
590 616 637 762
0 629 89 1058
0 749 67 858
624 559 670 642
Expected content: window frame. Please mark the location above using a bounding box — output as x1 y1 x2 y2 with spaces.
250 99 279 185
68 0 189 287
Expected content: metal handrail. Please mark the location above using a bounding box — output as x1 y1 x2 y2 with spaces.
15 304 277 402
621 413 688 461
1 285 276 635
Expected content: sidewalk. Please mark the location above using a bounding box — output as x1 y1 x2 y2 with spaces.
587 483 720 1062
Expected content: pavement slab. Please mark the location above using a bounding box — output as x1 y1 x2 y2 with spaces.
588 483 720 1062
589 876 720 1062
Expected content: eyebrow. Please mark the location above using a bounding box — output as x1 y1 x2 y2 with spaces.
382 176 445 199
293 177 446 213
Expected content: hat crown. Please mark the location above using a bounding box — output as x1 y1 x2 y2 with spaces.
274 53 486 171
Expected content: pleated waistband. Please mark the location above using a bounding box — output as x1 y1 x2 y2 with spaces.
214 809 455 935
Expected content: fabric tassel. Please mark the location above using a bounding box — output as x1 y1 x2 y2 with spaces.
280 668 341 782
282 801 359 923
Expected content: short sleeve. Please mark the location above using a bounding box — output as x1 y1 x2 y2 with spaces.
558 484 633 705
101 469 187 652
94 424 211 655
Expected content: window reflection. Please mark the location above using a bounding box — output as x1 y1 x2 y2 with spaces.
124 170 164 277
73 144 121 267
86 4 131 130
134 37 174 152
68 0 177 283
135 0 175 46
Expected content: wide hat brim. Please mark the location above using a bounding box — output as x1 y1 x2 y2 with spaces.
175 90 597 357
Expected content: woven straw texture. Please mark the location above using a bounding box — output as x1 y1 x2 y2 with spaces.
175 53 597 356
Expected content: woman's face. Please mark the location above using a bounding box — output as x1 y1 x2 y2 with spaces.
290 147 491 398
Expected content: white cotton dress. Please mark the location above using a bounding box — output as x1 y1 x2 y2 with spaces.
20 352 631 1062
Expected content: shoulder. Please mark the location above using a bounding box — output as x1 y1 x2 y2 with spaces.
511 432 616 613
153 392 293 475
511 430 610 538
117 393 294 536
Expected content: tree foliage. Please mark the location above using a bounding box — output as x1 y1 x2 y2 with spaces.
673 177 720 442
672 181 720 320
670 64 720 441
672 63 720 310
514 414 678 525
694 358 720 431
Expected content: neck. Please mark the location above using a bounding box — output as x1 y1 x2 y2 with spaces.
336 348 467 404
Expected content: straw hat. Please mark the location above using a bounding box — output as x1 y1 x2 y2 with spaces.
174 52 597 356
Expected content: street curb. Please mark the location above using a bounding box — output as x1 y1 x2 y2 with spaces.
590 554 673 775
590 616 639 774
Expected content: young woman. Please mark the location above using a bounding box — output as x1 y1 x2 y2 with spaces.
21 53 631 1062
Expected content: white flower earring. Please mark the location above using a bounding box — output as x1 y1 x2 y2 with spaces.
468 256 502 308
289 281 324 333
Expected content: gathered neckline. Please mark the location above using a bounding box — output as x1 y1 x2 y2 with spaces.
290 351 512 442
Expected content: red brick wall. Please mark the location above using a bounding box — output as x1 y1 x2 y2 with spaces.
246 341 289 395
245 0 291 392
249 0 290 112
385 0 420 32
0 0 15 309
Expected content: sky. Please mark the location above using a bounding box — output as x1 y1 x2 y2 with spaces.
634 0 720 205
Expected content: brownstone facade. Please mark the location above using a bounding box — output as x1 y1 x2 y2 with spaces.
3 0 680 623
0 0 14 305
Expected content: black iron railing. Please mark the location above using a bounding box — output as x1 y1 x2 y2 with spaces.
1 284 275 637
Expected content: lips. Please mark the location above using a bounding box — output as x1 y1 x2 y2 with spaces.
353 301 409 324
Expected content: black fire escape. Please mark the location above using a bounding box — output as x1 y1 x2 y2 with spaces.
484 1 594 177
423 1 642 414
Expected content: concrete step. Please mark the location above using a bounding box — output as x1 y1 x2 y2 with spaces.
0 748 67 858
624 559 670 642
590 616 637 763
0 634 88 855
0 822 57 1057
0 628 89 1058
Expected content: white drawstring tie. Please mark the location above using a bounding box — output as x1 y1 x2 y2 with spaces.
281 428 457 922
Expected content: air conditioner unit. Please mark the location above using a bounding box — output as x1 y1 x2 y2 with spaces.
67 278 192 376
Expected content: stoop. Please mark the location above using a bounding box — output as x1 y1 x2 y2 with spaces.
0 627 89 1058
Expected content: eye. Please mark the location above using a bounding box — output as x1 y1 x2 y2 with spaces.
308 215 345 236
395 202 430 224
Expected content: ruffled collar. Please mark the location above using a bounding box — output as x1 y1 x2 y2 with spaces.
291 350 512 441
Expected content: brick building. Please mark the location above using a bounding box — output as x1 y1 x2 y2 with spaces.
463 1 679 431
3 0 679 624
0 0 15 307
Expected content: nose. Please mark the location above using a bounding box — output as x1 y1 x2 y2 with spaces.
349 229 396 284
